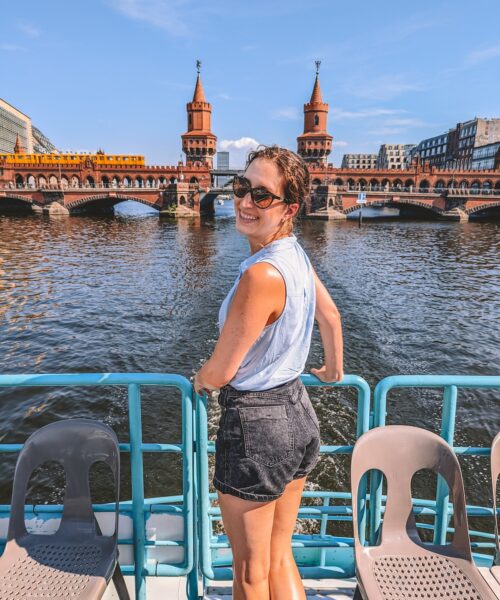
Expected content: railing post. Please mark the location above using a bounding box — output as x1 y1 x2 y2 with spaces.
128 383 146 600
433 384 458 545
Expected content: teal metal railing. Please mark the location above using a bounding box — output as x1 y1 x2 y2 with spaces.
0 372 498 599
195 374 371 584
370 374 500 565
0 373 194 600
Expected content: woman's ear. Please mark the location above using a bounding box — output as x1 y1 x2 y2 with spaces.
286 203 299 219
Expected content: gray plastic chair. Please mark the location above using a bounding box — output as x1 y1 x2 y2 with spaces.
0 419 127 599
351 425 499 600
491 431 500 584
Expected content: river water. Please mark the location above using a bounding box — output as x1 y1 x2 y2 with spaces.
0 204 498 532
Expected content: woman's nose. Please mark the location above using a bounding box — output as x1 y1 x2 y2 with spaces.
239 192 254 209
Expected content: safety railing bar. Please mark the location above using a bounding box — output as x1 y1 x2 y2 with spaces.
0 372 193 387
210 539 355 549
206 442 356 454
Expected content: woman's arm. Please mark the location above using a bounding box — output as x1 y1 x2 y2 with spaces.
310 269 344 383
194 262 285 394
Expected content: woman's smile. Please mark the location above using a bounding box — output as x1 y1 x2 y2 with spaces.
238 209 259 223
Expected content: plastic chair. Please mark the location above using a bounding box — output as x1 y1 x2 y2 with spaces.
0 419 128 599
351 425 498 600
491 431 500 584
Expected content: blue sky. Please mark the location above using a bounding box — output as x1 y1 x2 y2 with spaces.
1 0 499 167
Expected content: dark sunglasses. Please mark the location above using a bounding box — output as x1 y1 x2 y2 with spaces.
232 175 288 209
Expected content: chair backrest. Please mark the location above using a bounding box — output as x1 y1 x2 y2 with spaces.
8 419 120 541
351 425 471 559
492 432 500 564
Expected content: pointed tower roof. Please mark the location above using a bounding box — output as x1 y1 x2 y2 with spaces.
309 60 323 104
192 59 206 102
13 134 26 154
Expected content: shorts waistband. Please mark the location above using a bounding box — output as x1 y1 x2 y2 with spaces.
218 377 301 408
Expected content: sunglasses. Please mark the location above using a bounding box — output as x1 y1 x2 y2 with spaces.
232 175 288 209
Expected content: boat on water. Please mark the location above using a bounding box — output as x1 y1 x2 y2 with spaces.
0 372 499 599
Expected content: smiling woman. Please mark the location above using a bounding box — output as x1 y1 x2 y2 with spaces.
193 145 344 599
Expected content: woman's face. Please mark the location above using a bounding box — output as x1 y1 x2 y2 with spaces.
234 158 298 248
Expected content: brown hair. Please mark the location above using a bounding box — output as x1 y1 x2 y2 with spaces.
245 145 310 209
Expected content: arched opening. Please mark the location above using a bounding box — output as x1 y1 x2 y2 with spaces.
112 176 120 188
381 179 390 190
86 176 95 188
495 181 500 191
158 176 167 188
179 195 186 205
459 180 468 189
359 179 367 191
170 177 177 184
347 178 355 190
393 179 402 191
38 175 47 187
71 175 80 188
61 176 69 189
334 178 344 186
49 175 58 186
470 180 481 191
312 178 322 186
314 114 319 126
483 180 492 190
190 176 199 184
146 176 155 188
27 174 36 188
446 180 454 189
419 180 430 191
102 176 110 188
405 179 414 190
135 176 143 188
328 197 334 207
15 174 24 188
123 176 131 188
370 178 379 190
435 180 445 190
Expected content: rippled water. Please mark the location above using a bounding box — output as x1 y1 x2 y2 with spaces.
0 207 498 524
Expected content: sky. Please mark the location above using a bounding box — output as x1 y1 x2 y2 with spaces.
1 0 499 167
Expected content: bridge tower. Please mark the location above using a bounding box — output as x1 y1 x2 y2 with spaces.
13 134 26 154
297 61 333 165
181 60 217 168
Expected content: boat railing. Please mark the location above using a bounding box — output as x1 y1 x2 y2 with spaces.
0 373 194 600
0 372 498 600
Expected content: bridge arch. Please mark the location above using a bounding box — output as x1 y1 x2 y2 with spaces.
0 194 38 213
466 200 500 217
342 197 444 218
65 193 161 214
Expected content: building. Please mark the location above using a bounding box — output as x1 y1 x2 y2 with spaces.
297 61 333 165
472 141 500 171
376 144 414 169
0 99 34 154
411 118 500 169
216 151 229 170
181 61 217 168
341 153 377 169
32 126 58 154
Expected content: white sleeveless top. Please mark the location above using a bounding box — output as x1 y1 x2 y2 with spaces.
218 234 316 391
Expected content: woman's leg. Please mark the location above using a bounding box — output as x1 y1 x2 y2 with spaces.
269 476 307 600
217 490 277 600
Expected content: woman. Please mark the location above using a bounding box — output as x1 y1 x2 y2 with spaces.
194 145 343 600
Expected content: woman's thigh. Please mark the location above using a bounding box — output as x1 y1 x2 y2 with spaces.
217 490 276 562
270 476 306 556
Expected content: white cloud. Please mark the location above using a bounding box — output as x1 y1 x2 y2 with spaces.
219 137 260 168
332 140 348 147
331 107 406 120
18 23 41 38
219 137 260 152
271 107 300 120
108 0 190 36
367 127 406 136
383 117 427 128
0 44 26 51
344 75 424 101
465 45 500 66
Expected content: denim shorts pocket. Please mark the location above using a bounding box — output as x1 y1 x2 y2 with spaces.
238 404 293 467
298 390 320 433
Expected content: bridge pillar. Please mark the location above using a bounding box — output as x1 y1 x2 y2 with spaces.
43 201 69 216
160 182 199 217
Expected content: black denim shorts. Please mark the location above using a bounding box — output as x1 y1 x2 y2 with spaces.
213 377 321 502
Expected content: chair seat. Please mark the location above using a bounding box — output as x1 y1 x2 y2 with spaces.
492 565 500 587
0 539 114 600
373 554 485 600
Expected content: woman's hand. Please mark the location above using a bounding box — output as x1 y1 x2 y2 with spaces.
311 365 343 383
193 370 219 396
